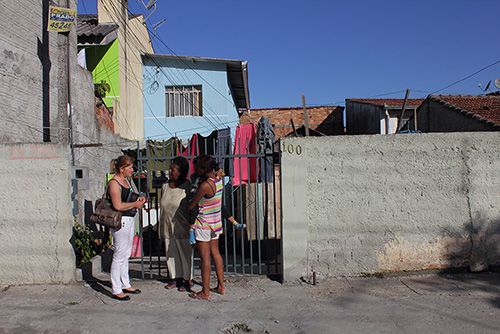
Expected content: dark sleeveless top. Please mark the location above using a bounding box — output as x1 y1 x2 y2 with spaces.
108 179 137 217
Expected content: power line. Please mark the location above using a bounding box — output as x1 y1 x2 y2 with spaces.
102 1 227 131
368 89 408 98
122 5 240 111
430 58 500 95
94 2 179 137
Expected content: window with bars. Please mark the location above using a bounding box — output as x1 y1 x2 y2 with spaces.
165 85 202 117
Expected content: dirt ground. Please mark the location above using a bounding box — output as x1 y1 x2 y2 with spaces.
1 272 499 333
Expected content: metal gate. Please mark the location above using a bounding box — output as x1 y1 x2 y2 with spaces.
130 136 283 281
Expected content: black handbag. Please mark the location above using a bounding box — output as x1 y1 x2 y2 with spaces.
90 188 122 230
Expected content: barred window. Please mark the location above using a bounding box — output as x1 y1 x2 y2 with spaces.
165 85 202 117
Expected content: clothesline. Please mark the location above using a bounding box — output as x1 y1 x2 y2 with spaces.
131 117 276 187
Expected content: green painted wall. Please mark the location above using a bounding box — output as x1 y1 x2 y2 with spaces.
85 39 120 109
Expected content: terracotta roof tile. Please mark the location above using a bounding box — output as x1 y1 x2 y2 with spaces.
240 105 344 139
429 95 500 126
347 98 424 108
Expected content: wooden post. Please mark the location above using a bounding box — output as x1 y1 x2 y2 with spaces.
414 108 418 131
302 95 310 137
397 89 410 133
290 118 298 137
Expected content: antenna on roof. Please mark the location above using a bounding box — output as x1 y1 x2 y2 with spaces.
153 19 166 34
478 80 492 93
495 78 500 89
143 0 156 10
140 0 157 22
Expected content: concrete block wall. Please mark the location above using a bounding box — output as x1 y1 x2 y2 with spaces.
0 144 76 284
0 0 77 144
281 133 500 281
71 66 136 223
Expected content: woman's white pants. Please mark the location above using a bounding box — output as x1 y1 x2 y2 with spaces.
110 216 134 295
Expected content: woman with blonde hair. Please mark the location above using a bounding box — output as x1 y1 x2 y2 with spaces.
107 155 146 301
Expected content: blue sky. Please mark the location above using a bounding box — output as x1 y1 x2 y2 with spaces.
79 0 500 108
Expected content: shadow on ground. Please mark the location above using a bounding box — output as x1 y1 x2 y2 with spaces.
436 214 500 308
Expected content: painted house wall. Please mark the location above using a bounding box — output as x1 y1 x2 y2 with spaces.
95 0 153 140
85 39 120 109
143 58 239 139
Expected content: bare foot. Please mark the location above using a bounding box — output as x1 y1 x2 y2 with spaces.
189 291 210 300
210 286 225 295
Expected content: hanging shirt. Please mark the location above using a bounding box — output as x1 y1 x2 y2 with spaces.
256 117 275 182
177 133 199 177
233 123 258 186
198 130 217 156
216 128 232 176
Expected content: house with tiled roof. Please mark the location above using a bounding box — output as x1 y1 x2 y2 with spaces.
239 105 344 139
417 95 500 132
345 98 424 134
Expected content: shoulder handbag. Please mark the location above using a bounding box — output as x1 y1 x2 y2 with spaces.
90 181 123 230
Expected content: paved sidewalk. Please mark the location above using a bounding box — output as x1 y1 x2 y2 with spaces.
1 272 499 334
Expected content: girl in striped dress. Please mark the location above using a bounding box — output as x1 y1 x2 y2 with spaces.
187 155 225 300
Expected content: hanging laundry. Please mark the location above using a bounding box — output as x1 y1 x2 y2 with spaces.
177 133 199 177
146 138 179 190
233 123 258 186
216 128 232 176
198 130 217 156
256 117 275 182
146 138 178 173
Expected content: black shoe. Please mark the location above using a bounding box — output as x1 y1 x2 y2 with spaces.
123 288 141 294
112 294 131 301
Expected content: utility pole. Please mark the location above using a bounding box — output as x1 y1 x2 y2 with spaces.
42 0 51 142
302 95 310 137
66 0 74 165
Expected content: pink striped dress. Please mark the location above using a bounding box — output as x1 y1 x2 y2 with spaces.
193 178 223 235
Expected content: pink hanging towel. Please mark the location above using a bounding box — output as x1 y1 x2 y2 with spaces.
233 123 258 186
130 235 142 258
177 134 199 177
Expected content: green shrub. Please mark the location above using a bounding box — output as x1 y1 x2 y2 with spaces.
71 222 110 267
94 80 111 99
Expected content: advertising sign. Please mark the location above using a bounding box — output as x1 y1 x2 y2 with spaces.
47 6 76 32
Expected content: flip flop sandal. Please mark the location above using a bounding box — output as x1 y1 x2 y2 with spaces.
123 288 142 294
164 283 177 290
112 294 130 301
178 280 194 292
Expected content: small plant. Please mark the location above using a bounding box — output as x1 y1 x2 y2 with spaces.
94 80 111 99
71 222 110 267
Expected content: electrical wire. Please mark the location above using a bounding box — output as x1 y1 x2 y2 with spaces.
120 3 235 126
101 1 227 131
429 58 500 95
